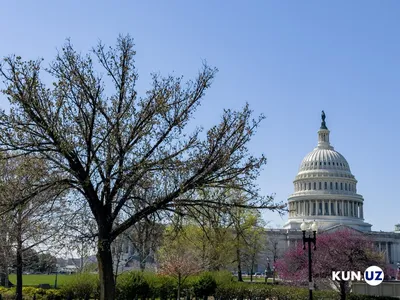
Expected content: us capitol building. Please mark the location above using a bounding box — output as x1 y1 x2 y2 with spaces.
265 112 400 270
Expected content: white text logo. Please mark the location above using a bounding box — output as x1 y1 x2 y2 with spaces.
332 266 384 286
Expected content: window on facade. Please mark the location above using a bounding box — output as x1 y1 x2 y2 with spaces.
340 183 343 190
319 182 321 190
325 202 329 215
330 182 333 189
331 202 335 215
333 162 335 165
309 183 311 190
324 162 326 165
318 202 322 215
324 182 327 189
345 183 348 191
314 182 316 190
312 202 316 215
335 182 338 189
337 202 341 216
328 162 330 165
319 162 322 165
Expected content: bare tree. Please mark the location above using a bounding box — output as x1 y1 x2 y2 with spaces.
0 214 13 287
0 35 283 299
127 217 163 271
111 234 125 284
0 155 65 300
266 234 281 264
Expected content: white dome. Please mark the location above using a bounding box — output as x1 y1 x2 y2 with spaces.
283 112 371 232
299 148 350 173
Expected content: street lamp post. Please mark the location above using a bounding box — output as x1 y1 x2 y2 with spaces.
300 220 318 300
265 258 270 283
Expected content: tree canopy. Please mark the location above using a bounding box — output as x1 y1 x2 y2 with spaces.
275 228 385 300
0 35 283 299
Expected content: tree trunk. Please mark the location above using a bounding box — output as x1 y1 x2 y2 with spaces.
177 273 181 300
339 281 346 300
139 248 146 271
236 235 243 282
0 271 13 287
113 252 121 287
16 228 23 300
4 262 9 288
250 253 255 282
15 208 24 300
97 235 115 300
139 259 146 271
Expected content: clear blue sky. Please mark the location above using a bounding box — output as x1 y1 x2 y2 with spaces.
1 1 399 231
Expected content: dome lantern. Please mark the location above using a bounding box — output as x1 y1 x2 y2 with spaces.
317 110 333 150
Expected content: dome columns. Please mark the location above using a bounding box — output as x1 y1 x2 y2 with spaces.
289 199 364 219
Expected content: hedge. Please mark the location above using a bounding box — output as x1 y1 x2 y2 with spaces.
1 272 398 299
0 286 63 300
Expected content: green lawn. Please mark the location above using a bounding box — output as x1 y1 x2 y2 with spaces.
8 274 77 287
242 277 278 283
8 273 277 287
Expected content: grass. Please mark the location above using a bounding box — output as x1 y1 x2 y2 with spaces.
242 277 278 283
8 274 77 287
8 273 277 287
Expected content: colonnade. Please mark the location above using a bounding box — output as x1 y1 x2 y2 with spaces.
376 241 400 263
286 238 399 264
295 181 356 193
289 199 364 218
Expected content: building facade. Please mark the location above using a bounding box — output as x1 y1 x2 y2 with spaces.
263 112 400 272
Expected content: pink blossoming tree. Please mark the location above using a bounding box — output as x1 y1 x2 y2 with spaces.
275 228 386 300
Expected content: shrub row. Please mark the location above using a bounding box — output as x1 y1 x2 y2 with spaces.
0 273 99 300
114 271 392 300
113 272 397 300
0 272 398 300
115 271 223 300
0 286 63 300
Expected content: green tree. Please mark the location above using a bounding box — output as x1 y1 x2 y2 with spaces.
241 214 266 282
0 35 282 299
19 248 39 272
158 227 203 300
37 253 57 273
228 192 267 282
185 205 236 271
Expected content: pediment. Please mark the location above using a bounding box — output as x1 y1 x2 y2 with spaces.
321 224 365 234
